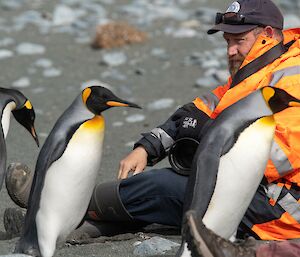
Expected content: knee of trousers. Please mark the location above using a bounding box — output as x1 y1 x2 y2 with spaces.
88 180 133 222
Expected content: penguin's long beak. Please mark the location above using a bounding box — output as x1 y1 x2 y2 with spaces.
289 101 300 107
30 125 39 147
106 99 141 109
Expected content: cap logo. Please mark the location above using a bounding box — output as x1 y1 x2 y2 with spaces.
226 1 240 13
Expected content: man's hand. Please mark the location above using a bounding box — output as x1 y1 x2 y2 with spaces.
118 146 148 179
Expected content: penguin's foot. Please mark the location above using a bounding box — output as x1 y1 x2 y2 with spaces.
3 207 26 238
5 162 33 208
185 210 256 257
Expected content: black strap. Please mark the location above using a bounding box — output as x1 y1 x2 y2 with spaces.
230 40 296 88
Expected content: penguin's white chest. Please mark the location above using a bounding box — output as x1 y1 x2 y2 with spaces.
1 101 16 138
203 117 276 239
37 118 105 242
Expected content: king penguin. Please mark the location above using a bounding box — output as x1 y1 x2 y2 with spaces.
177 86 300 257
15 85 141 257
0 87 39 191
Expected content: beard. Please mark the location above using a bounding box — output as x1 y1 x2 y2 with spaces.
228 56 244 77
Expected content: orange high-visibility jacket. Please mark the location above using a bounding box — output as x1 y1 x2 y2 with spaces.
193 28 300 240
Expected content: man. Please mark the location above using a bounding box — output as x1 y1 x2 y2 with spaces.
4 0 300 249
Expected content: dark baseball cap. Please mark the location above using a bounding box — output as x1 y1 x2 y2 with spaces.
207 0 284 34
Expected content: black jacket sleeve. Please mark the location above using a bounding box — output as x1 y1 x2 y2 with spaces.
134 102 210 166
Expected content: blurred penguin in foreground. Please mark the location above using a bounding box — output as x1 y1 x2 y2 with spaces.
4 0 300 256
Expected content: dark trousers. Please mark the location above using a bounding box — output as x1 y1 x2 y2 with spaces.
119 167 291 240
119 168 188 227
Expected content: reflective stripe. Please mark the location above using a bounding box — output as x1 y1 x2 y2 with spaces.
150 127 174 151
270 140 293 176
278 193 300 223
269 65 300 87
266 183 282 203
199 92 220 113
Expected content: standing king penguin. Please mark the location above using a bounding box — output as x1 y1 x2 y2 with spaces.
177 87 300 257
15 85 140 257
0 87 39 191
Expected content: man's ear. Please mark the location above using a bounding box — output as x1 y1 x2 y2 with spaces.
263 26 275 38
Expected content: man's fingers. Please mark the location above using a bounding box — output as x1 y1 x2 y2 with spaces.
118 162 135 179
133 163 145 175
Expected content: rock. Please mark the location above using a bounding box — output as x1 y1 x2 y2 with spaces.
133 236 180 256
112 121 124 127
92 22 147 49
147 98 175 111
16 43 45 55
52 5 76 26
171 27 198 38
125 114 145 123
0 49 14 60
101 69 127 81
195 76 219 88
101 51 127 67
12 77 31 88
34 58 53 68
151 48 169 61
43 68 62 77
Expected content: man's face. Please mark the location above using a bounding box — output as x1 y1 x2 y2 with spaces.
223 29 259 77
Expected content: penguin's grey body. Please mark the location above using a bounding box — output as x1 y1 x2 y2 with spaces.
177 87 300 257
15 85 140 257
0 87 38 190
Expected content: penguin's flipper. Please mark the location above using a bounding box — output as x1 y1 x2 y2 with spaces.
0 125 7 190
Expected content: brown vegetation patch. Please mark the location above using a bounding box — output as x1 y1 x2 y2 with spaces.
92 22 147 49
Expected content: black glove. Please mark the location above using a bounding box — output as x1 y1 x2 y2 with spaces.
168 103 211 175
175 103 210 141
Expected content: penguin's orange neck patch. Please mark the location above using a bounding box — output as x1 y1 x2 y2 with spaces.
24 100 32 109
258 116 275 126
82 88 92 104
81 115 105 131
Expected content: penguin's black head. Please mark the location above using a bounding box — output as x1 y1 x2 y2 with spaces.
12 99 39 147
261 87 300 114
82 85 141 115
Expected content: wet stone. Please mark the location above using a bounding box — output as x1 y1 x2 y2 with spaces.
101 51 127 67
0 49 13 60
12 77 31 88
195 76 219 88
147 98 175 111
133 236 180 256
16 43 45 55
43 68 62 77
101 69 127 81
34 58 53 68
125 114 145 123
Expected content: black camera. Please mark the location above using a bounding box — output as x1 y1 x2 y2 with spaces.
168 137 200 176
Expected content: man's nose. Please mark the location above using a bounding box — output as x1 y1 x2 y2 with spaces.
228 44 238 57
